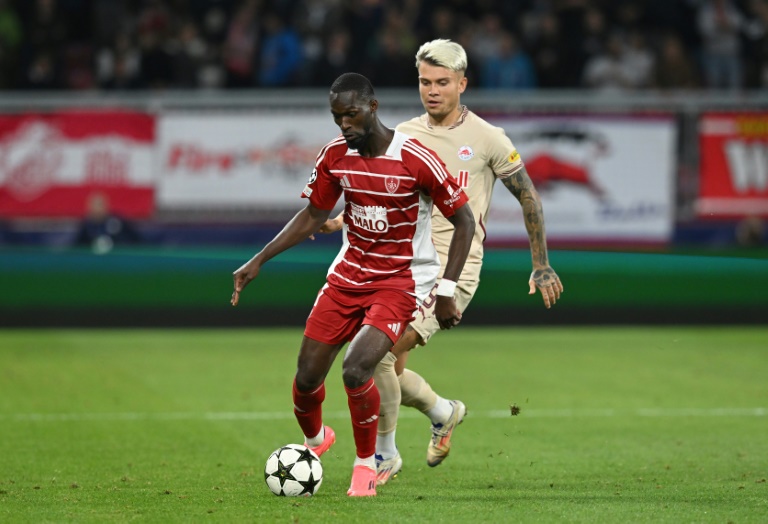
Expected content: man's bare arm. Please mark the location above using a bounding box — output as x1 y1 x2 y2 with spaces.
434 203 475 329
232 204 331 305
501 167 563 307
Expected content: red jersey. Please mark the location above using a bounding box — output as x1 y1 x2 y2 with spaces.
302 131 468 301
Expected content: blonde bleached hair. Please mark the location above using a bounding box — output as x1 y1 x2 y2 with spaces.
415 39 467 74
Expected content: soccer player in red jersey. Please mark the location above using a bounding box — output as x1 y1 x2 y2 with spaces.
231 73 475 497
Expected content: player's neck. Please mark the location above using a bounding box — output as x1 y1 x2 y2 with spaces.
358 124 394 158
428 105 463 128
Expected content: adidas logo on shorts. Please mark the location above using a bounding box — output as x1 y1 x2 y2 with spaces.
387 323 401 336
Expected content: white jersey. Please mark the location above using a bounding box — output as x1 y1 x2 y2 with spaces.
396 107 524 276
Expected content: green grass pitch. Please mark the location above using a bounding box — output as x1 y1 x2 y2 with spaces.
1 327 766 523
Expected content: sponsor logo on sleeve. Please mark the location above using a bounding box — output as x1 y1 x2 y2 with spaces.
302 186 313 197
443 188 464 205
508 150 520 163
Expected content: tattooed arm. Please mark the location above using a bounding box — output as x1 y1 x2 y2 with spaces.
501 167 564 308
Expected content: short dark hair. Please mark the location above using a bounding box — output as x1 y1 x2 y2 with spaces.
330 73 375 101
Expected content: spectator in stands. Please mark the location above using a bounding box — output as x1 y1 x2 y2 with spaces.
96 32 142 90
366 29 415 87
23 51 58 89
424 5 458 42
3 0 768 93
467 12 505 71
169 20 209 88
741 0 768 88
74 192 139 254
582 32 636 91
582 6 608 61
258 10 303 86
735 216 765 247
530 11 569 88
0 0 22 88
554 0 591 88
309 29 354 87
697 0 746 90
481 31 536 89
343 0 385 69
223 0 261 88
623 29 655 89
653 33 701 89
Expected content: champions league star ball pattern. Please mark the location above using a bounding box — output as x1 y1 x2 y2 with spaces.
264 444 323 497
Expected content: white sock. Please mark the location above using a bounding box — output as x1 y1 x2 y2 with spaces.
305 426 325 447
426 396 453 425
354 454 376 470
376 430 398 459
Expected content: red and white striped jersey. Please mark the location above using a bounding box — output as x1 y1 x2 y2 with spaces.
301 131 468 301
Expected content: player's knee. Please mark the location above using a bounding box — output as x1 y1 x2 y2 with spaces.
294 370 323 392
341 363 371 389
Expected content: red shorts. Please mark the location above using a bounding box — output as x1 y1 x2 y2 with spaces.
304 285 417 345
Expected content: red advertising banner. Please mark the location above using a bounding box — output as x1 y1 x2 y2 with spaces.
0 111 155 218
698 112 768 218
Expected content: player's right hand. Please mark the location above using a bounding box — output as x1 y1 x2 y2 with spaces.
231 259 261 306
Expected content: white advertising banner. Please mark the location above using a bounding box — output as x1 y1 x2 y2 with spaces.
157 112 339 209
482 115 677 245
157 112 677 245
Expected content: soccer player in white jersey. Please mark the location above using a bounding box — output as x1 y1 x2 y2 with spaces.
318 40 563 485
231 73 475 496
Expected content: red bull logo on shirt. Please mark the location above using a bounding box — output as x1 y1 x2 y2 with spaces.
457 145 474 161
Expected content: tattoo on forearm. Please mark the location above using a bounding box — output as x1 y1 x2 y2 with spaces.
502 168 548 266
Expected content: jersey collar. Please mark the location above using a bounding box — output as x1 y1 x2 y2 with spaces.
424 105 469 130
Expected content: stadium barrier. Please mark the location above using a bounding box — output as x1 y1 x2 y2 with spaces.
0 90 766 326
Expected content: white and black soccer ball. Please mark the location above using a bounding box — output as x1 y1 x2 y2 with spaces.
264 444 323 497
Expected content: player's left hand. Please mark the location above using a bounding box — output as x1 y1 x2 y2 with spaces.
529 266 563 309
309 214 344 240
435 295 462 330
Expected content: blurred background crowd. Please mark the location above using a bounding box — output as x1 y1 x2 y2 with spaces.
2 0 768 92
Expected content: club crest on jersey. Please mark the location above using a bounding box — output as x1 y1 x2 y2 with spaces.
385 176 400 194
350 203 389 233
307 168 318 184
458 145 474 161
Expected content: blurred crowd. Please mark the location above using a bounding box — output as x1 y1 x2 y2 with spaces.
1 0 768 91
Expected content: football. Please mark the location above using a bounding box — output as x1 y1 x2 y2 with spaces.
264 444 323 497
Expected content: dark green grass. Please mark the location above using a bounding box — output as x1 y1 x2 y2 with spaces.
1 328 766 523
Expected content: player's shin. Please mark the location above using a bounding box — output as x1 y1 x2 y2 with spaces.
345 377 380 467
292 378 325 444
374 351 400 458
399 368 438 414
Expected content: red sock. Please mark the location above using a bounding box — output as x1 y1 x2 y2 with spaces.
345 378 380 458
292 379 325 439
